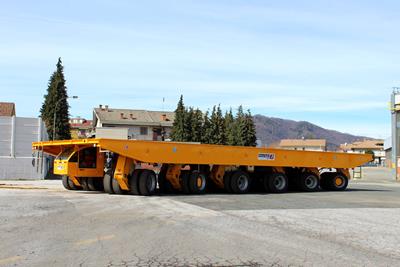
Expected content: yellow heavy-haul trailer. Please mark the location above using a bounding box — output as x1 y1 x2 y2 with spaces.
32 138 372 195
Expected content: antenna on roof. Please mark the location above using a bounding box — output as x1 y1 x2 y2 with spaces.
162 97 165 112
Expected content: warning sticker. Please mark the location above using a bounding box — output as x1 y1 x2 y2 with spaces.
258 153 276 161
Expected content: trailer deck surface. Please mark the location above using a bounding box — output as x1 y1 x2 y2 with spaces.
33 138 371 168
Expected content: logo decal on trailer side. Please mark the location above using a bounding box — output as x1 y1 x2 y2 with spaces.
258 153 275 161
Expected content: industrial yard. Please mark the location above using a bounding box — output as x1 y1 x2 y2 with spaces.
0 167 399 266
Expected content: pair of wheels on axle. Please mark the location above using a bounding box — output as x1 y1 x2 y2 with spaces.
62 176 103 191
290 172 348 192
103 169 158 196
222 170 288 194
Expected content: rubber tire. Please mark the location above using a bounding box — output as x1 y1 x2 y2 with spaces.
299 172 320 192
138 170 157 196
87 178 97 191
158 165 174 194
112 177 125 194
62 175 71 190
320 172 332 190
129 169 142 195
223 171 233 193
188 170 207 194
324 172 348 191
67 177 79 190
103 172 114 194
180 170 191 194
94 179 104 191
264 173 288 193
81 178 89 191
230 171 250 194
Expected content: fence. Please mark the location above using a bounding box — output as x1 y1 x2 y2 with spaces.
0 116 49 179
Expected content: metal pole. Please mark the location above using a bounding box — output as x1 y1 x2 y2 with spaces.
392 87 400 180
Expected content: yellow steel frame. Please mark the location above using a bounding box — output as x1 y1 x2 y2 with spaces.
210 165 225 189
166 164 182 190
337 168 351 179
33 139 373 181
52 144 104 186
113 156 132 190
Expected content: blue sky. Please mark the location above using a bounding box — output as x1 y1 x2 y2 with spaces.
1 0 399 138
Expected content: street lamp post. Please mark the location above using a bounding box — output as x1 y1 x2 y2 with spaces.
53 96 78 141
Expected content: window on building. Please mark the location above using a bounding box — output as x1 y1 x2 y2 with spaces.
140 127 148 135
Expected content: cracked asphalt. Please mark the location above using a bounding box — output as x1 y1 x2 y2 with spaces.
0 167 400 266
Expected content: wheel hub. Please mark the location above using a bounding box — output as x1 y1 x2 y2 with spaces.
305 175 317 188
273 175 286 190
335 177 343 186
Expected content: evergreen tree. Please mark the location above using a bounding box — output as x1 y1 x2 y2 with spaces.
191 108 203 142
244 109 257 146
225 108 236 145
171 95 186 141
216 105 225 144
184 107 194 142
235 105 246 146
202 111 212 144
40 58 71 140
209 105 225 144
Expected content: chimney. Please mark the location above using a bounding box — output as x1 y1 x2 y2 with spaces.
129 113 135 119
99 104 103 109
161 114 167 121
120 112 124 119
105 105 109 111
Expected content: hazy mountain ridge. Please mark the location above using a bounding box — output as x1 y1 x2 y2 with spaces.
254 114 371 150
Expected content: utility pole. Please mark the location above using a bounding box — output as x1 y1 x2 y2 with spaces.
391 88 400 181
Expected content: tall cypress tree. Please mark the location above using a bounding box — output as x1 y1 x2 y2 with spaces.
171 95 186 141
40 58 71 140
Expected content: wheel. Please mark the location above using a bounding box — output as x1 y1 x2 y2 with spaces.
93 179 104 191
319 172 332 190
62 175 71 190
230 171 250 194
322 172 348 191
87 178 102 191
179 170 191 194
87 178 96 191
158 165 174 194
103 172 114 194
80 178 89 191
264 173 288 193
223 171 233 193
129 169 142 195
298 172 320 192
67 177 79 190
188 170 207 194
112 177 126 194
138 170 157 196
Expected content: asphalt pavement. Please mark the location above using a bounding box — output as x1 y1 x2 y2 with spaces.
0 167 399 266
